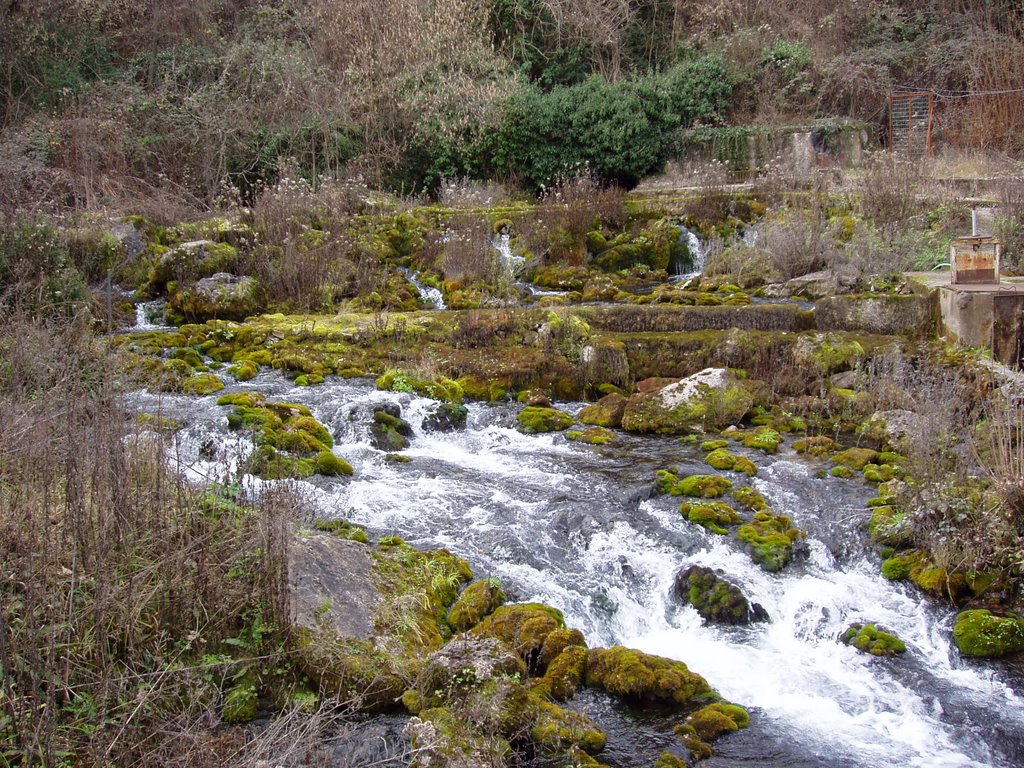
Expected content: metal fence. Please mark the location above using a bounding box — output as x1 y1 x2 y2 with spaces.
889 92 934 159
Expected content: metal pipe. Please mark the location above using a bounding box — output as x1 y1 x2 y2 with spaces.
972 207 978 236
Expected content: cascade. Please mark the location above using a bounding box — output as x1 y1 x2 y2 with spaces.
129 374 1024 768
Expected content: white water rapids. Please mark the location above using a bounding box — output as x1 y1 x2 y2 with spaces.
130 374 1024 767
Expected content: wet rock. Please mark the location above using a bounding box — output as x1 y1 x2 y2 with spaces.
448 579 507 632
621 368 752 434
168 272 259 322
288 533 379 640
674 565 768 625
423 403 469 432
370 406 413 451
761 270 856 300
517 406 574 434
578 392 628 428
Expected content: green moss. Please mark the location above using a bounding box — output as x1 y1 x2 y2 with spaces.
868 505 911 547
586 646 717 708
182 372 225 395
471 604 566 672
677 474 733 498
840 623 907 656
737 512 803 572
700 439 730 452
448 579 507 632
578 393 629 428
741 427 782 453
542 645 588 701
953 610 1024 658
229 359 259 380
170 346 206 369
566 427 616 445
654 752 688 768
705 448 757 476
880 550 969 601
830 466 855 478
831 447 879 471
863 463 898 484
313 519 369 543
731 486 768 512
681 501 743 535
685 702 749 741
314 451 353 477
377 369 464 403
517 406 575 434
221 678 259 724
531 699 607 755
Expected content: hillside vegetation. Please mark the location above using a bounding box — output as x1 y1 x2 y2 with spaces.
1 0 1021 212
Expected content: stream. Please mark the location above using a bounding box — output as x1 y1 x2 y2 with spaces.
129 372 1024 768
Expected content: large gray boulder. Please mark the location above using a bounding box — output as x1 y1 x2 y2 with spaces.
168 272 259 322
621 368 753 434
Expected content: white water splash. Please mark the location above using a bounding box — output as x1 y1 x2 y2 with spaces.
399 268 446 310
493 234 525 275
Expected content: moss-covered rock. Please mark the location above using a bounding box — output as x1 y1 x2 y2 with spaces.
578 393 629 428
228 358 259 381
471 604 566 673
740 427 783 454
168 273 259 323
793 436 839 456
448 579 507 633
517 406 575 434
674 565 767 625
315 450 354 476
684 702 749 741
678 474 733 498
731 486 769 512
700 439 730 452
585 646 717 708
953 610 1024 658
531 698 607 755
370 407 413 451
566 426 616 445
423 403 470 432
541 644 588 701
221 676 259 724
840 623 907 656
880 550 970 601
182 372 224 395
737 512 804 572
705 448 757 476
313 519 369 543
377 369 464 403
680 501 743 535
831 447 879 471
620 368 752 435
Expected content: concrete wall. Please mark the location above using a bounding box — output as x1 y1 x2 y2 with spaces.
939 287 1024 368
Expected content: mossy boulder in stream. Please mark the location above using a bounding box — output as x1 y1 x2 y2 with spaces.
471 604 566 673
680 501 743 535
566 426 617 445
737 512 804 572
370 405 413 451
517 406 574 434
182 372 224 395
881 549 970 601
585 646 717 708
423 403 469 432
448 579 507 632
578 393 629 428
621 368 752 434
953 610 1024 658
831 447 879 471
674 565 768 625
840 623 907 656
705 448 757 476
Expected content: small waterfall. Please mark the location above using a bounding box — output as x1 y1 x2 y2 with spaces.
493 234 525 276
132 299 169 331
399 268 446 310
126 374 1024 768
670 224 705 277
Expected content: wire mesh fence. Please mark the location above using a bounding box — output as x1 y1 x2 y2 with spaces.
889 92 934 160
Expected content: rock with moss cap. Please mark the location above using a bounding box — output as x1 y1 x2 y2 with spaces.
578 393 629 428
680 501 743 535
470 603 567 673
423 403 469 432
621 368 753 435
448 579 507 633
168 273 259 323
517 406 575 434
840 623 907 656
831 447 879 471
880 549 970 601
370 406 413 451
566 426 616 445
953 610 1024 658
182 372 225 395
585 646 717 708
737 512 804 572
674 565 768 625
705 448 757 476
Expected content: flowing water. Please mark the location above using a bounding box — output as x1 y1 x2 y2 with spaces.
129 373 1024 767
399 268 447 310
